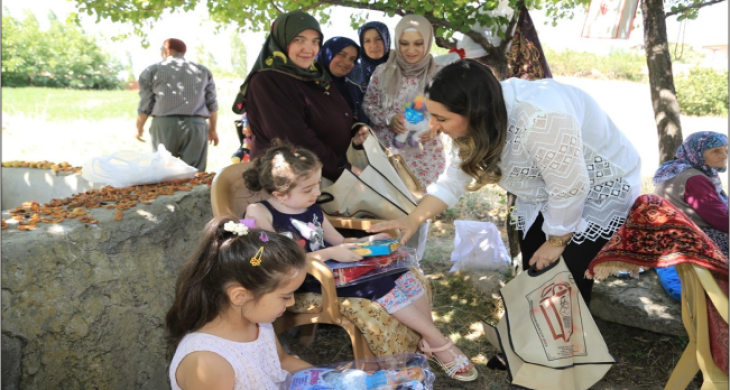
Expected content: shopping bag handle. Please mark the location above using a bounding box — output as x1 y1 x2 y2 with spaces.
526 257 562 277
317 192 335 205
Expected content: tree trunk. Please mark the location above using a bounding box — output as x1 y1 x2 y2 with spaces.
641 0 684 164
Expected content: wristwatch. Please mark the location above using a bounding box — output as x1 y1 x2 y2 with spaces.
548 235 570 247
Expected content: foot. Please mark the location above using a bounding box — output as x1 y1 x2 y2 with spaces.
419 339 478 381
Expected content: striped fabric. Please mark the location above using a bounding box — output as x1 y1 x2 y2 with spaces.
137 55 218 117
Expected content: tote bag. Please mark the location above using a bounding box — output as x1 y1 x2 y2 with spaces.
318 131 419 221
484 259 616 390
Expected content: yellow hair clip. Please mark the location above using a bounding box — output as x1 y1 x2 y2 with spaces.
250 246 264 266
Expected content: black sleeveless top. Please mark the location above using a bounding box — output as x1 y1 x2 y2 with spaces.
256 201 405 300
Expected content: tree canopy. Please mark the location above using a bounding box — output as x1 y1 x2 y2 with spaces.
71 0 724 78
2 9 125 89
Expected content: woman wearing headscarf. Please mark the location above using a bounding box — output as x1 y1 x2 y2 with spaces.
234 11 369 182
316 37 367 123
350 21 391 88
362 15 445 189
654 131 729 257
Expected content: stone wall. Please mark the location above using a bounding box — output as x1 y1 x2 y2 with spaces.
1 185 213 390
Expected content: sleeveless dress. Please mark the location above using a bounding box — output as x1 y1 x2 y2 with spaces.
169 323 289 390
257 200 406 300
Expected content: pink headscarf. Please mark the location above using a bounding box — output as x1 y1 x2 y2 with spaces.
377 14 436 110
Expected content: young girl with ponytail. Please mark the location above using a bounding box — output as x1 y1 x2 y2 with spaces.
165 217 312 390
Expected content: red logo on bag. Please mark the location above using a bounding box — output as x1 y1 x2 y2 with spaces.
539 282 574 342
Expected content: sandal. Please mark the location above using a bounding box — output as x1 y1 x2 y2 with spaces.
418 339 478 382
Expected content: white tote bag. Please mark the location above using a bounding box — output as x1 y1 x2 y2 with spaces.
484 259 616 390
318 131 417 220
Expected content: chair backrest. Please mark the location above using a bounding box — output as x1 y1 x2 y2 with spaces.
211 162 265 219
693 264 729 322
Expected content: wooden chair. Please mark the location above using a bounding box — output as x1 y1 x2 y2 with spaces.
211 162 400 360
665 264 728 390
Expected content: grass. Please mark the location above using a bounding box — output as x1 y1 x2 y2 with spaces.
1 87 139 121
1 80 244 174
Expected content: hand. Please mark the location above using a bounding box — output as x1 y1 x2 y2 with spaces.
419 128 440 143
242 125 252 138
352 126 369 146
329 243 364 262
368 216 419 244
389 114 406 134
528 241 567 271
209 130 219 146
136 128 146 143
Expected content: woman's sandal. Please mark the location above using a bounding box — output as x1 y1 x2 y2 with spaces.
418 339 478 382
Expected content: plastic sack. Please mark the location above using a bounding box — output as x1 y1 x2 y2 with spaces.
82 144 197 188
286 352 435 390
450 220 511 273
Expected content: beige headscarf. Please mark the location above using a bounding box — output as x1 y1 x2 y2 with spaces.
378 14 436 109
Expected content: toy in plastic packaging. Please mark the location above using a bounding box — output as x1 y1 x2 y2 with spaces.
287 352 435 390
326 247 417 287
350 238 400 257
392 95 429 149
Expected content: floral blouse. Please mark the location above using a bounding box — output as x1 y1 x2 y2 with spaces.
363 64 446 189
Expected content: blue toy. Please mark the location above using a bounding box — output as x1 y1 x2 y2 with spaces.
393 95 430 149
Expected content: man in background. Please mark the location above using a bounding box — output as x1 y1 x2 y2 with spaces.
136 38 219 171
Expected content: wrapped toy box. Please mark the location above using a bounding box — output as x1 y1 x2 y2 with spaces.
288 352 435 390
350 238 400 257
326 248 417 287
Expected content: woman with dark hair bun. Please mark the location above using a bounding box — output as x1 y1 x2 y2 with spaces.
370 59 642 305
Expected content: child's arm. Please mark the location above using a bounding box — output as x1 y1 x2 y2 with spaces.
175 351 235 390
245 203 276 232
276 335 312 373
321 218 391 244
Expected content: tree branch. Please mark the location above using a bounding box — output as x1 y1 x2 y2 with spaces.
320 0 395 13
269 0 283 15
664 0 725 17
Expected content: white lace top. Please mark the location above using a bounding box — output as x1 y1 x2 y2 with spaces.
169 323 289 390
427 78 641 243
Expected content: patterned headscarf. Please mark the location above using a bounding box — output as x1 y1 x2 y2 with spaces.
349 21 391 86
232 11 330 114
377 14 436 111
654 131 728 205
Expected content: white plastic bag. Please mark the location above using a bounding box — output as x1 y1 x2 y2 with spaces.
450 220 511 273
82 144 197 188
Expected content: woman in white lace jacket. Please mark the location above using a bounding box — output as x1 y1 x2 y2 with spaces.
371 60 641 304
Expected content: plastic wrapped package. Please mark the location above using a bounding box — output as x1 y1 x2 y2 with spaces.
326 247 418 287
287 352 435 390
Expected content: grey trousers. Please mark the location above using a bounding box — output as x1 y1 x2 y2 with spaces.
150 116 208 171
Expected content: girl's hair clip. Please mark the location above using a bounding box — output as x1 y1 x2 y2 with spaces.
259 232 270 242
223 221 249 236
250 246 264 266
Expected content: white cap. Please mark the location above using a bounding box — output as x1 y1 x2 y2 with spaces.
457 35 489 58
